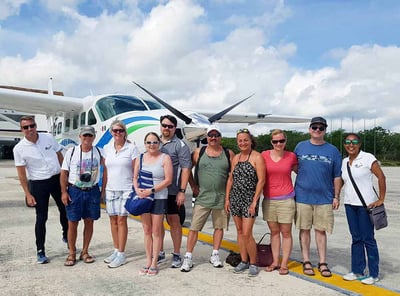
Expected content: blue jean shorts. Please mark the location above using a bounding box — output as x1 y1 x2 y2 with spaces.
66 186 101 221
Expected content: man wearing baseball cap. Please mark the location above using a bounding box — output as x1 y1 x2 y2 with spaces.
294 116 342 277
60 125 104 266
181 126 234 272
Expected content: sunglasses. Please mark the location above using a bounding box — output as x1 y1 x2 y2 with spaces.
344 139 360 145
112 129 125 133
146 141 159 145
237 128 250 134
207 132 221 138
82 134 94 137
271 139 286 144
21 124 37 130
311 125 326 132
161 123 175 129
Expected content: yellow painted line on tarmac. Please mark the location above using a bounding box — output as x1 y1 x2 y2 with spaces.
106 205 398 296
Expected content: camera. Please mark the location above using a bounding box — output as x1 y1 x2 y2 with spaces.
79 173 92 182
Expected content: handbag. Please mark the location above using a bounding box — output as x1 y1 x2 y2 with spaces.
346 162 388 230
124 154 154 216
225 250 241 267
256 232 272 267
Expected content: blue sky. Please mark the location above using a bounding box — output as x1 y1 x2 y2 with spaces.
1 0 400 134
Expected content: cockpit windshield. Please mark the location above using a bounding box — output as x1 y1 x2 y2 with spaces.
95 95 163 121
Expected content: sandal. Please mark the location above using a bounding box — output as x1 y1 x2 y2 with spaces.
139 266 149 275
318 262 332 277
302 261 315 276
79 252 95 263
279 267 289 275
64 254 76 267
147 267 158 276
265 265 280 272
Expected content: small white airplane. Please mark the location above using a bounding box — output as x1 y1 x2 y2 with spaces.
0 79 309 152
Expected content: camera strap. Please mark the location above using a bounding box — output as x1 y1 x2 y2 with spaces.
79 145 93 176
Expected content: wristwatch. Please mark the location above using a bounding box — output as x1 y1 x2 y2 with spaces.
179 188 186 193
151 188 155 193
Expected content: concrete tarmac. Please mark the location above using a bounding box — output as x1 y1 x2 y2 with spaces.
0 160 399 296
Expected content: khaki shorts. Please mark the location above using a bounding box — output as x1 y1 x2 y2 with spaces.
262 198 295 224
190 204 228 231
295 203 334 234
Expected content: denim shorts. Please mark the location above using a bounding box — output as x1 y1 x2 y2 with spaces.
66 186 101 221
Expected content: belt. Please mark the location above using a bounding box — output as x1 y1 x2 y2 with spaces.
68 183 98 191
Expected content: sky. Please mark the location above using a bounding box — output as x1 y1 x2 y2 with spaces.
1 0 400 136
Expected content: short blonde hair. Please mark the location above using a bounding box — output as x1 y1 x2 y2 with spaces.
271 129 286 139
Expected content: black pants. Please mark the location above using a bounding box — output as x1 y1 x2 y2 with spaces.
29 174 68 253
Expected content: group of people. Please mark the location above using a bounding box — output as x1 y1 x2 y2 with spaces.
13 115 386 284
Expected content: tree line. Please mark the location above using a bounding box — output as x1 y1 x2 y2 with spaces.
221 126 400 166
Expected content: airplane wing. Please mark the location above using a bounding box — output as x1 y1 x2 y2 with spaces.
200 112 310 124
0 87 83 114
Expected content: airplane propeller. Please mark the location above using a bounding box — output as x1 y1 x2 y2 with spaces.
133 81 254 126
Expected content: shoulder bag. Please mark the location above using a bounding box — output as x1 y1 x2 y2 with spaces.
346 162 388 230
256 232 273 267
125 154 154 216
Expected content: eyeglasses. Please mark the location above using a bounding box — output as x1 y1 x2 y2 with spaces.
344 139 360 145
21 124 37 130
207 132 221 138
161 123 175 129
112 129 125 133
82 134 94 137
237 128 250 134
311 125 325 132
271 139 286 144
146 141 159 145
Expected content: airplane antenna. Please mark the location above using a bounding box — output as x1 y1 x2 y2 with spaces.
207 94 254 123
48 78 54 95
132 81 192 125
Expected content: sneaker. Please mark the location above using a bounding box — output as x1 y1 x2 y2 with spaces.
233 261 249 273
210 253 223 268
343 272 364 281
157 251 166 264
248 264 259 277
361 276 379 285
37 251 49 264
62 237 68 244
181 256 193 272
104 251 118 264
108 253 126 268
171 253 182 268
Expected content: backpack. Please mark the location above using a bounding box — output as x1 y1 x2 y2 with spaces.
193 146 231 186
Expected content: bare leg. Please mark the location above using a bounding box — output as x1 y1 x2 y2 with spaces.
117 216 128 252
167 214 182 254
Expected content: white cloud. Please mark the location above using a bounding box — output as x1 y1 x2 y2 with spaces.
0 0 29 20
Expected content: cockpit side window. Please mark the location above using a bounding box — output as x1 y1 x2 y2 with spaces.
88 109 97 125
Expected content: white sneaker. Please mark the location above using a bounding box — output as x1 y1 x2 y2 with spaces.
361 276 379 285
210 253 223 268
180 256 193 272
104 251 118 264
343 272 364 281
108 253 126 268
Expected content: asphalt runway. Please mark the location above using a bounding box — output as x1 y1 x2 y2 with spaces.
0 160 399 295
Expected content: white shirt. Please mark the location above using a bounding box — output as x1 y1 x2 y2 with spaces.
103 141 139 191
61 145 103 187
13 133 63 180
341 150 378 206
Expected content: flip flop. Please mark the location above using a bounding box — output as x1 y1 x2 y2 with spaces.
79 252 95 263
302 261 315 276
265 265 280 272
318 262 332 277
64 254 76 267
279 267 289 275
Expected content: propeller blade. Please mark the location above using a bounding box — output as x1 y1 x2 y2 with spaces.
208 94 254 123
132 81 192 125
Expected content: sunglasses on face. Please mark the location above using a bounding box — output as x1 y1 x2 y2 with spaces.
311 125 326 132
82 134 94 137
145 141 159 145
237 128 250 135
161 123 175 129
344 139 360 145
207 132 221 138
112 129 125 133
21 124 37 130
271 139 286 144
